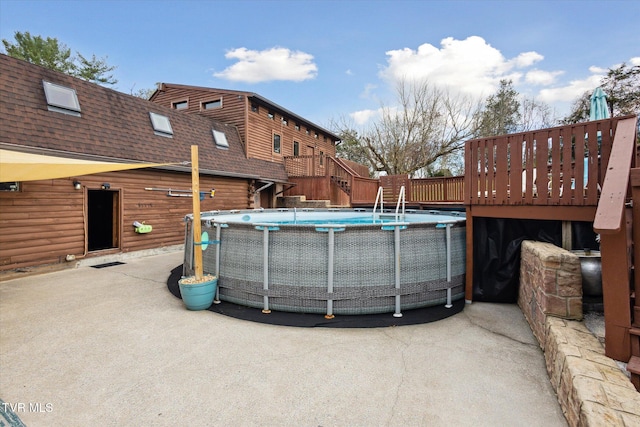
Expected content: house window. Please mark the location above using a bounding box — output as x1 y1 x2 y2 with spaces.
305 128 310 135
320 151 324 165
42 80 81 116
0 182 20 192
314 132 319 139
149 112 173 137
293 141 299 156
268 111 275 120
202 98 222 110
212 129 229 149
251 103 259 113
172 100 188 110
273 134 281 154
295 123 300 131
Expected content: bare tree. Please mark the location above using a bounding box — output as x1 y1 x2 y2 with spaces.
519 97 556 131
334 79 481 177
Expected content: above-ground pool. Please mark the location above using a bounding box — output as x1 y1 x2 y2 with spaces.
183 208 466 317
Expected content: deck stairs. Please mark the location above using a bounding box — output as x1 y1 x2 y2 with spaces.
329 157 360 196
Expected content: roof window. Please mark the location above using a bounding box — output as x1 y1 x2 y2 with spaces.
149 112 173 137
42 80 81 116
212 129 229 149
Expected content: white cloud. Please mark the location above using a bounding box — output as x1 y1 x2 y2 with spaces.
379 36 545 98
346 69 354 76
537 74 603 103
525 69 564 86
360 83 378 99
213 47 318 83
350 109 380 125
509 51 544 68
631 57 640 66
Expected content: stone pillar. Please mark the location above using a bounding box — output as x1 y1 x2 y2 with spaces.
518 240 582 349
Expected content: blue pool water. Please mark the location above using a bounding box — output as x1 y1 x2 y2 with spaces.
207 209 465 226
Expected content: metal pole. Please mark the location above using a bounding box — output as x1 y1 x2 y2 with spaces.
262 227 271 313
326 227 335 319
445 224 453 308
394 224 402 317
214 223 222 304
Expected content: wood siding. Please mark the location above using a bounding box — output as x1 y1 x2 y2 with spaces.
152 88 248 149
0 169 252 272
152 87 337 164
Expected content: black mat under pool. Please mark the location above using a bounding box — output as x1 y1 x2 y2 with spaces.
167 265 464 328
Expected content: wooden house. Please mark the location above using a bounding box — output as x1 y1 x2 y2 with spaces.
150 84 341 206
0 54 289 275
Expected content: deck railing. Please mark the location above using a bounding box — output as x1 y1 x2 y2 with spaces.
464 117 635 207
284 155 466 206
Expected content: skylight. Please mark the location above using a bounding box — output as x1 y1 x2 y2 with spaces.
149 112 173 137
212 129 229 148
42 80 81 116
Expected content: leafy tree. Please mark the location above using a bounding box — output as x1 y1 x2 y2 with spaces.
476 79 521 137
130 83 159 100
2 31 117 86
75 53 117 85
335 128 371 168
561 91 591 124
563 63 640 123
602 63 640 117
332 79 481 177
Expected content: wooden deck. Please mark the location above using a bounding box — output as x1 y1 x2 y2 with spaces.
283 116 639 387
465 115 639 385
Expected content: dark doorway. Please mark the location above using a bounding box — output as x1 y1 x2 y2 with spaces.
87 189 119 251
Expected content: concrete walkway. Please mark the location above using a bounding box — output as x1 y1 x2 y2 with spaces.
0 251 566 426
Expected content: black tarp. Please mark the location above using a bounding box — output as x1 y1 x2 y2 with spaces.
472 218 600 303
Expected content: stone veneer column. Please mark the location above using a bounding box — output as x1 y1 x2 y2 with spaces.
518 240 583 349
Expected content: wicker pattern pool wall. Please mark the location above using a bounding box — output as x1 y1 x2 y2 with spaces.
183 210 466 316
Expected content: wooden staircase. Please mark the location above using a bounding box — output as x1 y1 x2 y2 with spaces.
329 157 359 196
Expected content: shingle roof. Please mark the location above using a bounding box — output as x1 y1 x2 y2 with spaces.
0 54 289 183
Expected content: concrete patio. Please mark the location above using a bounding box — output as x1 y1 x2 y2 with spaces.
0 250 566 426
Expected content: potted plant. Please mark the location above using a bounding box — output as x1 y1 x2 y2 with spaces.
178 145 217 311
178 273 217 311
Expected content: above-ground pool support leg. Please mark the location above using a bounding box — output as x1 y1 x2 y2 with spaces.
262 226 271 314
213 222 225 304
326 227 335 319
394 224 403 318
445 223 453 308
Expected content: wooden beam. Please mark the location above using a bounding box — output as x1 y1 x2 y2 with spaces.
594 117 638 234
465 207 474 302
191 145 203 280
599 211 632 361
467 205 597 222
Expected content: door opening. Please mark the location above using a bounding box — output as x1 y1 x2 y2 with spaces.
87 189 120 251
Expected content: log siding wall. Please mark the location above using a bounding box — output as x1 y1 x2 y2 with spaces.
152 88 337 164
0 168 252 273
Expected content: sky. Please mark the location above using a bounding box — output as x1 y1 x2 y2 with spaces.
1 0 639 130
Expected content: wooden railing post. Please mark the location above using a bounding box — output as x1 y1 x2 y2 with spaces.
594 117 638 361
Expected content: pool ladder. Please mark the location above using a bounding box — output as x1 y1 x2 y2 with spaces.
373 185 405 222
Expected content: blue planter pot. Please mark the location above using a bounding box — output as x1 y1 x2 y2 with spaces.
178 276 218 310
